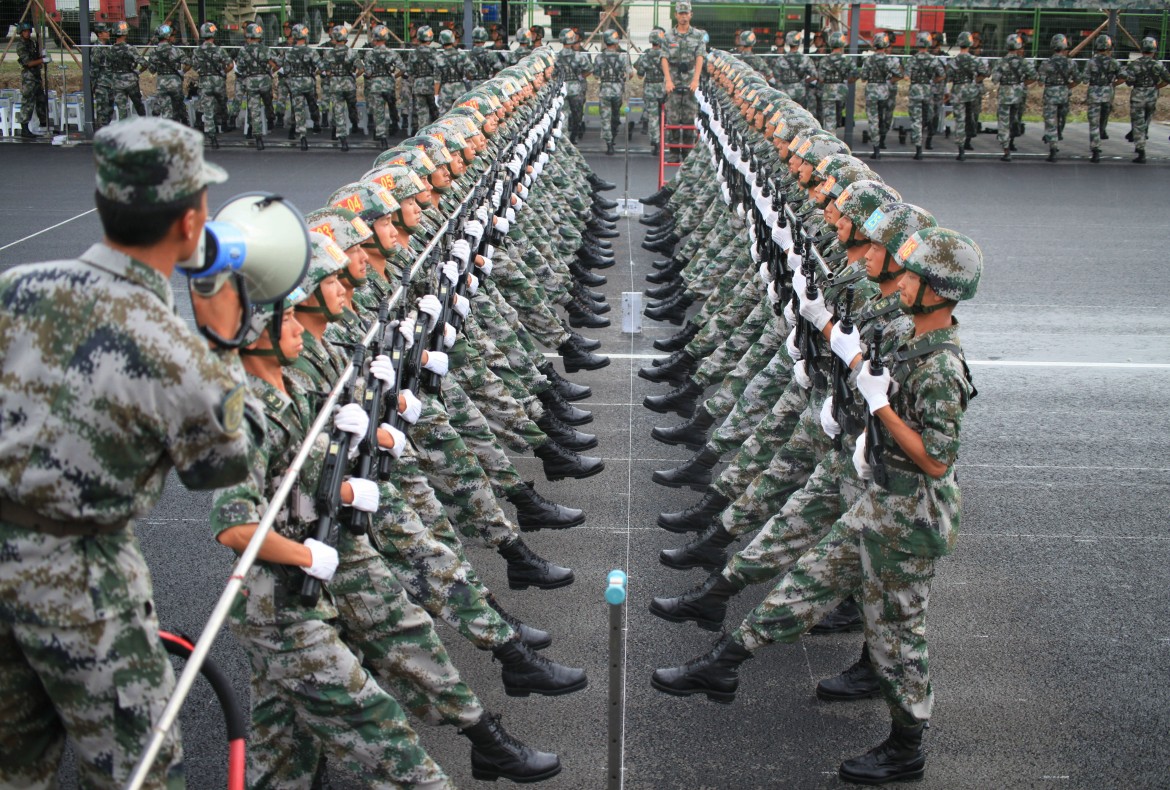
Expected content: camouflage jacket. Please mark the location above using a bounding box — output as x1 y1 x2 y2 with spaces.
946 51 987 102
991 52 1036 104
107 41 145 75
905 51 944 100
736 51 767 75
1124 56 1170 91
16 35 42 72
634 48 664 83
594 49 630 99
466 45 497 82
235 41 273 78
662 26 706 84
406 43 439 86
860 52 902 100
362 45 403 79
772 51 816 87
435 46 469 85
321 45 360 86
92 41 114 87
818 52 858 101
555 48 592 96
1 243 263 627
147 41 186 77
1038 53 1078 104
190 40 231 80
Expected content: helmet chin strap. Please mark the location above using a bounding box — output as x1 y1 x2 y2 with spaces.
297 285 346 321
870 251 901 283
901 278 953 315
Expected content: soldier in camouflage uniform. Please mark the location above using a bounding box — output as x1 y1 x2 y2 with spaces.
771 31 816 111
817 32 858 132
947 32 987 160
594 30 631 155
362 25 403 146
859 32 902 159
233 21 277 149
1038 33 1079 163
927 34 948 150
734 29 766 73
321 25 361 150
188 22 233 147
108 21 146 120
405 26 440 134
1084 34 1125 160
556 28 592 142
635 28 667 154
281 24 320 151
14 22 49 137
991 33 1036 161
466 26 499 88
906 31 944 159
146 24 188 125
653 224 982 789
435 28 469 113
660 0 706 161
0 117 259 790
1123 37 1170 164
91 23 114 129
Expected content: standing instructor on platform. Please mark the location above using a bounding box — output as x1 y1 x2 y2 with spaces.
660 0 706 162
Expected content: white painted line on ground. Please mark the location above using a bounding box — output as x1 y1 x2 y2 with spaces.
0 209 97 253
545 352 1170 368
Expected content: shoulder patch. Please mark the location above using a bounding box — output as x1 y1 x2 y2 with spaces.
222 384 246 434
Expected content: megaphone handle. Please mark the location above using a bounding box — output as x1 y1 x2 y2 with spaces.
194 273 252 351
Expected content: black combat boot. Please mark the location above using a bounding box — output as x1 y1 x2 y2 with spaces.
645 280 682 300
913 145 923 160
658 489 730 532
534 441 605 481
652 256 676 270
462 713 561 783
650 631 753 703
651 405 715 449
1000 148 1012 162
650 141 659 155
255 134 265 151
641 233 679 255
871 144 881 160
644 219 677 241
573 287 610 315
557 339 609 373
493 639 588 697
504 481 585 531
638 350 695 385
496 537 574 590
964 137 974 150
646 257 685 284
339 136 349 152
536 412 597 451
652 446 719 491
20 120 39 139
537 386 592 425
1047 147 1058 162
653 321 699 352
1090 148 1100 163
1134 150 1146 164
589 224 620 239
641 184 674 206
299 135 309 151
643 379 703 418
816 642 881 701
592 206 619 223
288 125 297 140
640 208 673 226
810 596 864 634
563 327 602 351
660 522 736 571
485 592 552 650
644 292 694 325
925 132 933 150
837 722 926 785
605 141 615 155
649 572 741 630
569 261 608 287
956 144 965 161
594 194 618 210
589 172 616 191
566 298 610 329
538 361 591 401
878 133 887 149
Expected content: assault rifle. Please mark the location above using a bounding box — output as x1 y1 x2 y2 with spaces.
347 301 394 535
829 286 856 453
864 326 888 488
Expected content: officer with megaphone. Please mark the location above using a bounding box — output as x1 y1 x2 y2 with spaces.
0 117 305 788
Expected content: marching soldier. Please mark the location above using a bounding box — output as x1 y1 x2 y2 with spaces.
660 0 706 161
817 31 858 132
990 33 1036 162
555 28 592 143
91 22 114 129
108 21 146 120
771 30 817 112
635 27 668 155
14 21 49 138
188 21 234 147
435 28 470 113
594 30 631 155
906 31 944 159
406 25 440 133
362 24 403 146
947 31 987 160
1083 34 1124 162
1123 37 1170 164
234 21 278 149
321 25 361 149
280 23 321 151
1038 33 1079 163
927 33 948 150
859 31 902 159
146 24 188 125
466 26 500 87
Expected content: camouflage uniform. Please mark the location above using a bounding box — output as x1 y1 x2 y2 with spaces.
362 43 403 140
190 39 232 133
281 43 320 136
635 46 667 146
594 47 630 144
0 119 255 789
773 48 816 110
321 44 360 138
1124 55 1170 154
556 46 593 138
1084 50 1122 150
860 51 902 142
906 50 944 145
15 32 49 128
466 44 499 88
660 25 706 157
817 51 858 131
146 39 188 123
991 51 1037 149
108 40 146 120
435 46 470 113
947 51 987 144
234 40 275 135
406 43 440 132
92 37 114 128
1038 53 1078 150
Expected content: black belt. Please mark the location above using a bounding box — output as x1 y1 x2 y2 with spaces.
0 499 126 537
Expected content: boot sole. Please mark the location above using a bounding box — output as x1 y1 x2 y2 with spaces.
643 400 697 418
650 430 707 450
650 675 735 703
508 574 575 591
659 552 725 571
555 389 592 402
517 513 588 531
815 685 882 702
504 676 588 697
656 517 714 534
647 601 724 632
651 472 711 492
556 438 598 451
568 317 611 329
837 764 925 785
472 763 562 783
554 412 593 427
652 340 689 353
638 369 690 385
809 620 864 635
544 461 605 483
564 358 611 374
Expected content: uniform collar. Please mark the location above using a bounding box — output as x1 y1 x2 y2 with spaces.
78 242 174 309
906 318 961 352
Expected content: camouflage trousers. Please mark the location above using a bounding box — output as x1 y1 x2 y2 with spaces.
952 97 980 142
865 91 890 142
153 74 186 124
599 92 621 143
663 89 697 158
687 231 751 298
366 76 397 139
691 298 771 390
701 315 788 435
442 369 533 502
449 334 547 455
711 376 810 503
565 94 585 135
231 609 451 787
288 87 316 135
198 77 228 134
327 82 357 137
437 82 465 114
111 80 145 121
19 68 48 125
685 264 757 360
234 76 274 136
0 608 182 789
1130 90 1158 150
820 95 845 132
643 86 665 144
707 340 794 457
908 97 931 145
997 100 1023 148
93 84 113 127
1042 97 1067 148
489 247 572 350
735 490 942 727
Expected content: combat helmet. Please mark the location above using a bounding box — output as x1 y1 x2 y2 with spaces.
113 20 130 37
860 202 937 281
1005 33 1024 51
290 23 309 41
956 31 973 48
603 30 621 47
401 134 453 167
242 281 311 352
244 22 263 40
835 179 902 229
816 154 877 201
828 31 846 49
371 25 390 43
785 30 802 48
1141 36 1157 54
1050 33 1069 52
200 21 217 39
364 164 429 205
737 30 756 48
330 25 347 42
417 25 434 43
472 26 488 43
872 32 889 50
328 182 400 226
1094 34 1112 51
438 28 456 45
559 28 579 46
650 27 666 47
156 23 173 38
915 31 932 48
793 132 850 168
899 227 982 303
305 205 375 252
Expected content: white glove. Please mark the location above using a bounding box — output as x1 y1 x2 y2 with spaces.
494 216 511 235
758 260 773 285
478 257 493 277
379 422 406 459
450 239 471 266
857 364 892 414
538 152 549 166
422 350 449 376
505 207 516 223
763 208 779 228
397 315 415 349
783 299 796 326
793 359 812 390
304 538 339 582
852 432 873 481
399 389 423 424
464 219 484 243
787 250 803 273
720 183 731 206
370 354 396 387
798 288 833 331
475 206 490 225
518 184 529 200
820 397 841 439
452 293 471 318
830 322 863 366
785 326 800 360
772 223 792 250
791 267 807 299
418 294 442 322
735 204 746 220
333 402 369 437
467 273 480 296
749 244 762 266
347 477 380 513
767 280 780 305
439 260 459 286
442 322 457 348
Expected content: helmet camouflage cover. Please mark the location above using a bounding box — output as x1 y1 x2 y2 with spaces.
472 26 488 43
862 202 937 260
899 227 983 302
816 154 876 200
737 30 756 47
872 32 889 50
328 181 400 224
1050 33 1069 51
438 28 456 45
835 179 902 227
417 25 434 43
364 164 429 204
1141 36 1157 54
1094 34 1112 51
915 31 932 48
1005 33 1024 50
956 31 973 48
828 31 846 49
200 21 217 39
785 30 802 47
304 205 374 252
297 225 353 290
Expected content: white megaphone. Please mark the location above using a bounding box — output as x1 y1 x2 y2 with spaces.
180 192 310 347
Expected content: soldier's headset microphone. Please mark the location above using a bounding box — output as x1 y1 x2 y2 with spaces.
180 193 312 348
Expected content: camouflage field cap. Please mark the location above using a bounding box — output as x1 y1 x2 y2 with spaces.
899 227 982 302
861 202 937 261
328 181 399 223
305 205 374 251
94 117 227 205
835 179 901 227
363 164 428 203
675 0 692 13
296 227 350 289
